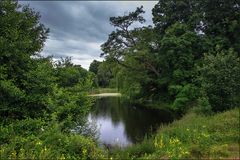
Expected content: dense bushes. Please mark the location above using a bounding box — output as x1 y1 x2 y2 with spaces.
196 49 240 112
0 119 105 159
0 0 49 119
171 49 240 114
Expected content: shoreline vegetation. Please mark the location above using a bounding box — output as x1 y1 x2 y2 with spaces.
108 108 240 159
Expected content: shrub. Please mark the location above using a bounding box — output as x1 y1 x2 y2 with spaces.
0 118 106 159
170 84 198 114
196 49 240 112
194 96 213 115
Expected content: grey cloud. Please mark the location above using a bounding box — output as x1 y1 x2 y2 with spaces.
26 1 115 42
20 1 158 69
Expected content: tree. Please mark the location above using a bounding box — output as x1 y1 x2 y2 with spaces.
201 0 240 53
101 7 164 99
0 1 49 80
101 1 240 112
0 2 102 159
197 49 240 112
97 61 114 87
55 57 90 88
0 1 49 118
89 60 101 75
101 6 145 67
152 0 240 53
102 7 205 102
152 0 201 33
0 1 94 124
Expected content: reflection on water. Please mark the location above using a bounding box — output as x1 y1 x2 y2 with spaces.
88 97 173 146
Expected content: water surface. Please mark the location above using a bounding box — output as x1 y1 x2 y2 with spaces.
88 97 173 146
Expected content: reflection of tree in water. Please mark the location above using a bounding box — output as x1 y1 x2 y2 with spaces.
90 97 174 144
91 97 122 126
122 106 174 143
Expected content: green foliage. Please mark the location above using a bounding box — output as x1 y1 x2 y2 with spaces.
89 60 101 75
153 135 190 159
97 62 112 87
0 1 48 91
89 59 117 88
153 0 240 53
96 61 116 88
23 58 56 118
0 119 106 159
201 0 240 53
194 96 212 115
89 60 102 87
0 1 101 159
55 57 91 89
0 0 49 119
101 6 206 105
152 0 200 33
110 139 155 159
170 84 198 114
46 84 92 130
101 0 240 116
154 108 240 159
196 49 240 112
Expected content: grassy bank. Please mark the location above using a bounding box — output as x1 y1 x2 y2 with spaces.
109 108 239 159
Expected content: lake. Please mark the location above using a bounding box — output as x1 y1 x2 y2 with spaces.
88 97 174 147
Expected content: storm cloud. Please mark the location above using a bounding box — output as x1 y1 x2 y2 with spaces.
20 1 158 69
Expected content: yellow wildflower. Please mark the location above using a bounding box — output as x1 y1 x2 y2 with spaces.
170 137 181 145
154 135 164 148
36 141 42 145
60 154 65 160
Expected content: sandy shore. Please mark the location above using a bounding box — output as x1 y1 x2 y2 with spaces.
89 93 121 97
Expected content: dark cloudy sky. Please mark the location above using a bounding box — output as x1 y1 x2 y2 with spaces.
20 1 158 69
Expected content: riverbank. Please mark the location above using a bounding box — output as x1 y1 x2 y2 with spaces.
109 108 239 159
88 88 122 97
89 93 121 97
89 88 118 94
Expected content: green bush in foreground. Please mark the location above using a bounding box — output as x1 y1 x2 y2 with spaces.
109 108 239 159
0 118 106 159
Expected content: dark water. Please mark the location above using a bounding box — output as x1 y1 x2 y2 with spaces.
88 97 173 146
